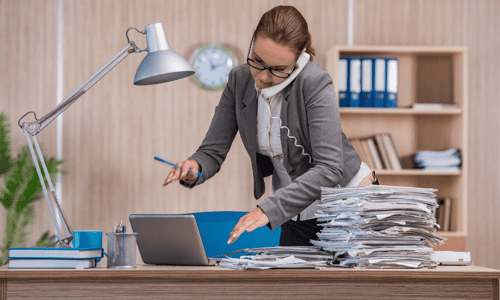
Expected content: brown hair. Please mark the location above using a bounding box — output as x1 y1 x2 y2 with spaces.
254 5 316 61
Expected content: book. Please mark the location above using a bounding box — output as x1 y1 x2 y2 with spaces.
381 133 402 170
9 247 103 259
412 103 457 110
365 138 384 170
374 134 391 169
350 138 374 170
443 197 452 231
8 258 96 269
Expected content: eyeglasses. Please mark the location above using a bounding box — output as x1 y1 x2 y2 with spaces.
246 33 298 79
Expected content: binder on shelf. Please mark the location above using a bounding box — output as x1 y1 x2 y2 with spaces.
338 57 349 107
348 58 361 107
385 58 398 108
373 58 386 108
443 197 452 231
360 58 373 107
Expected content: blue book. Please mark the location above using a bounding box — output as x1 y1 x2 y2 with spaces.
338 57 349 107
385 58 398 108
348 58 361 107
373 58 386 108
360 58 373 107
8 258 96 269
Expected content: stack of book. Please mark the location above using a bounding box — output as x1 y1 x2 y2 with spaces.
8 247 103 269
338 57 398 108
311 185 446 269
413 148 461 170
349 133 402 171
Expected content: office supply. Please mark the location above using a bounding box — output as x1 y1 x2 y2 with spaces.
191 211 280 258
129 214 217 266
381 133 402 170
412 103 458 110
385 58 398 108
365 138 384 170
106 221 138 269
16 23 194 248
8 258 96 269
374 134 391 169
360 58 373 107
338 57 348 107
8 248 102 259
348 58 361 107
373 58 386 107
413 148 462 170
154 156 204 178
312 185 445 268
431 251 472 266
72 230 102 249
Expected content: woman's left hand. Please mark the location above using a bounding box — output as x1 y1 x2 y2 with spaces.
227 207 270 244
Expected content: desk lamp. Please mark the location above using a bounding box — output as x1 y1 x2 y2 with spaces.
17 23 194 248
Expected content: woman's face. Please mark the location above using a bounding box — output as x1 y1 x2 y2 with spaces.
249 36 297 89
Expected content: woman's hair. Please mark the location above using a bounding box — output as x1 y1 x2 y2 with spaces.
254 5 316 61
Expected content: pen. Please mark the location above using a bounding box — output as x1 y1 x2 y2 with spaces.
154 156 204 178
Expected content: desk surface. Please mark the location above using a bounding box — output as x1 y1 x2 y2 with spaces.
2 264 500 280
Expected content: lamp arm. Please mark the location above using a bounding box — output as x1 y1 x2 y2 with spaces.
19 41 140 135
18 41 142 247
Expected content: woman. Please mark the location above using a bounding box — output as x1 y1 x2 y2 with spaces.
163 5 377 246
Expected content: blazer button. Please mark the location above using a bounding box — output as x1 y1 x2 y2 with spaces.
289 169 296 176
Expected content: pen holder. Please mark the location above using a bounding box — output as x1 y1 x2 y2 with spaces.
105 232 138 268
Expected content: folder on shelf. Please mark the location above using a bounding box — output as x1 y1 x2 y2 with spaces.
365 138 384 170
360 58 373 107
348 58 361 107
373 58 386 108
374 134 391 169
381 133 402 170
385 58 398 108
338 57 349 107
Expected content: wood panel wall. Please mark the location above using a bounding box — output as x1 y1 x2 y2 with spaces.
1 0 499 269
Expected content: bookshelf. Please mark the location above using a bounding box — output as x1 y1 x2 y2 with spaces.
327 45 468 251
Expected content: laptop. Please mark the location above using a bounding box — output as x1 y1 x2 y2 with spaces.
129 214 218 266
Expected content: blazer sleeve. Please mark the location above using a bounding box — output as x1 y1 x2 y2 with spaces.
258 66 360 230
180 69 239 188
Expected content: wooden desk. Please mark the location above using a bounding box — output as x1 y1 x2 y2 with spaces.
1 263 499 299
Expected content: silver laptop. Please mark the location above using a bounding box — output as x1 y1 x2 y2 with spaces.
129 214 218 266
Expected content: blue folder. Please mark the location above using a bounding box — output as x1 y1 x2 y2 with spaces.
373 58 386 108
385 58 398 108
338 57 349 107
360 58 373 107
191 211 281 258
348 58 361 107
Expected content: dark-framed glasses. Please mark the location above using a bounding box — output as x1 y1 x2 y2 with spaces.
246 34 297 79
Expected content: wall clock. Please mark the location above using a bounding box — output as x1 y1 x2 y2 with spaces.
189 43 238 91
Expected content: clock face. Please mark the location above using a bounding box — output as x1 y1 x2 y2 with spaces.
189 44 238 91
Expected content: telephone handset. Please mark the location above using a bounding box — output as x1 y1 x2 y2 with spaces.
260 52 313 164
261 52 311 99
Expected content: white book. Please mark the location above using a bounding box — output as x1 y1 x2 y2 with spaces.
8 258 96 269
9 247 102 259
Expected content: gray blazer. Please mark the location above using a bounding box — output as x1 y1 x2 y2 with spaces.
182 61 361 230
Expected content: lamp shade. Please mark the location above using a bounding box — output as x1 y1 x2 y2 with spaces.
134 23 194 85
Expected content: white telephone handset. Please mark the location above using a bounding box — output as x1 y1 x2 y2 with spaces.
260 52 313 164
261 52 310 99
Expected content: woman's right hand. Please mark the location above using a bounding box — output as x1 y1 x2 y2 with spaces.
162 159 200 186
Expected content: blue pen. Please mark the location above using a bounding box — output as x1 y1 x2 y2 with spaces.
154 156 204 178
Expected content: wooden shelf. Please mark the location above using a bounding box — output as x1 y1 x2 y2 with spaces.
339 107 462 115
328 45 468 251
375 169 462 176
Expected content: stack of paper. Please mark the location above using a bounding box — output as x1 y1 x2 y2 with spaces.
219 246 332 270
311 185 446 269
413 148 461 170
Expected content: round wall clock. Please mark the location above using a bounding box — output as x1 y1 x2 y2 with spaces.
189 43 238 91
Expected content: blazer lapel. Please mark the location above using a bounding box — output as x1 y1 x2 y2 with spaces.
241 87 257 154
279 84 293 164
